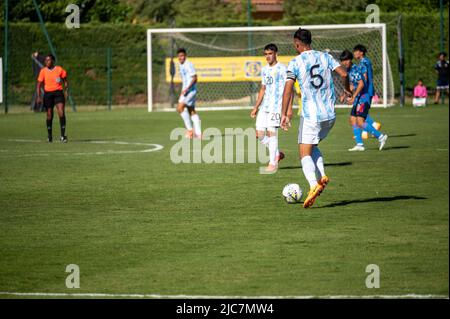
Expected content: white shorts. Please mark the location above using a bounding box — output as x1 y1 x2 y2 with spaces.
298 117 335 145
412 97 427 107
256 110 281 132
178 90 197 107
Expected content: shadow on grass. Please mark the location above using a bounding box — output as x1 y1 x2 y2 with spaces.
317 195 427 208
388 133 417 138
280 162 353 170
382 146 410 150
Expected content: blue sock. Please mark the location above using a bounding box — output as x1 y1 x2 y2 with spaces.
362 122 382 139
352 124 363 145
365 114 375 126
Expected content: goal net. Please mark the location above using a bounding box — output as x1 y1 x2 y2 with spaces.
147 24 394 111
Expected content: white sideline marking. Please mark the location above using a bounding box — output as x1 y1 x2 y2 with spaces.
2 139 163 156
0 291 447 299
155 104 387 112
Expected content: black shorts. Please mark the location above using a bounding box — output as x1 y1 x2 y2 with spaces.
44 90 65 109
350 101 370 119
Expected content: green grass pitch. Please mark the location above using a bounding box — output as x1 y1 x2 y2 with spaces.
0 105 448 298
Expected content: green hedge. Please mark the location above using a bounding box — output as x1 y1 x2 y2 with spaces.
1 11 448 108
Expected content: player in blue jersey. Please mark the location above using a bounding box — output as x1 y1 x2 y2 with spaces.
251 43 287 172
280 28 351 208
353 44 382 139
176 48 202 139
339 50 388 152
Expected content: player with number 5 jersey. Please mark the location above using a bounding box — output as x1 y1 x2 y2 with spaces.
281 28 351 208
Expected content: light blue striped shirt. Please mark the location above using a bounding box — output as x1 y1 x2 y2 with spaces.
261 62 287 114
287 50 340 123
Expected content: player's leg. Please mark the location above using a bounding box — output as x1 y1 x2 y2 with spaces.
44 93 54 142
177 102 193 138
255 110 269 150
311 146 326 181
349 112 365 151
313 119 335 190
55 91 67 143
356 104 388 150
188 107 202 139
434 86 441 104
265 128 279 172
184 91 201 138
298 117 326 208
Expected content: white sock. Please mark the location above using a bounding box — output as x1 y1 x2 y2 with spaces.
301 156 318 188
191 113 201 136
180 108 192 130
311 146 325 178
258 135 269 147
268 136 278 165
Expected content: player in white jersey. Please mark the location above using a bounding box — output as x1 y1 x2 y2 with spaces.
280 28 351 208
176 48 201 139
250 44 287 173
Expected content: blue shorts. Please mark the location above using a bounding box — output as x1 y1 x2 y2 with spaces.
351 100 370 119
437 79 449 89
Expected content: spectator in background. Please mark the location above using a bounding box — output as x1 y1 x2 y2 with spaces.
434 52 449 104
413 79 428 107
31 51 46 112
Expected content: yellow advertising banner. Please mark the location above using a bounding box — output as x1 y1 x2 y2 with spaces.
165 56 296 83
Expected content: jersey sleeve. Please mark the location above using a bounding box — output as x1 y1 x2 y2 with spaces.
37 68 45 82
359 64 368 76
261 68 266 85
188 62 196 77
326 53 340 71
60 67 67 79
286 59 297 81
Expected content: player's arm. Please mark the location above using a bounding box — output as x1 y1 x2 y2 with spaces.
36 69 44 103
250 85 265 118
347 79 364 105
182 75 197 95
281 79 295 130
334 66 351 98
63 77 69 99
36 81 43 103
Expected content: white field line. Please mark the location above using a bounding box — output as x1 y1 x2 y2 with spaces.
1 139 163 157
0 291 447 299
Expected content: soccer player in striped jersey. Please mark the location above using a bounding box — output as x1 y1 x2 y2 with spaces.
250 43 287 172
176 48 202 139
36 54 69 143
340 50 388 152
353 44 382 138
280 28 351 208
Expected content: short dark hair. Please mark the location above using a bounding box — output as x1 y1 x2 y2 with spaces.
293 28 312 45
439 51 447 57
264 43 278 52
353 44 367 54
340 49 353 61
418 78 423 82
177 48 187 55
46 54 56 62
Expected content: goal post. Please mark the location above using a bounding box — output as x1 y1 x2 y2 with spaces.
147 24 394 112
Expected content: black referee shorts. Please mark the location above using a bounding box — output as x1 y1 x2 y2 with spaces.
44 90 65 109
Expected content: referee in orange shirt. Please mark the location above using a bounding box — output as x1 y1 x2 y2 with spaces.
37 54 69 143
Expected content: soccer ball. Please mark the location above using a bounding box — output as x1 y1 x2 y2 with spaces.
282 183 303 203
356 122 382 140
